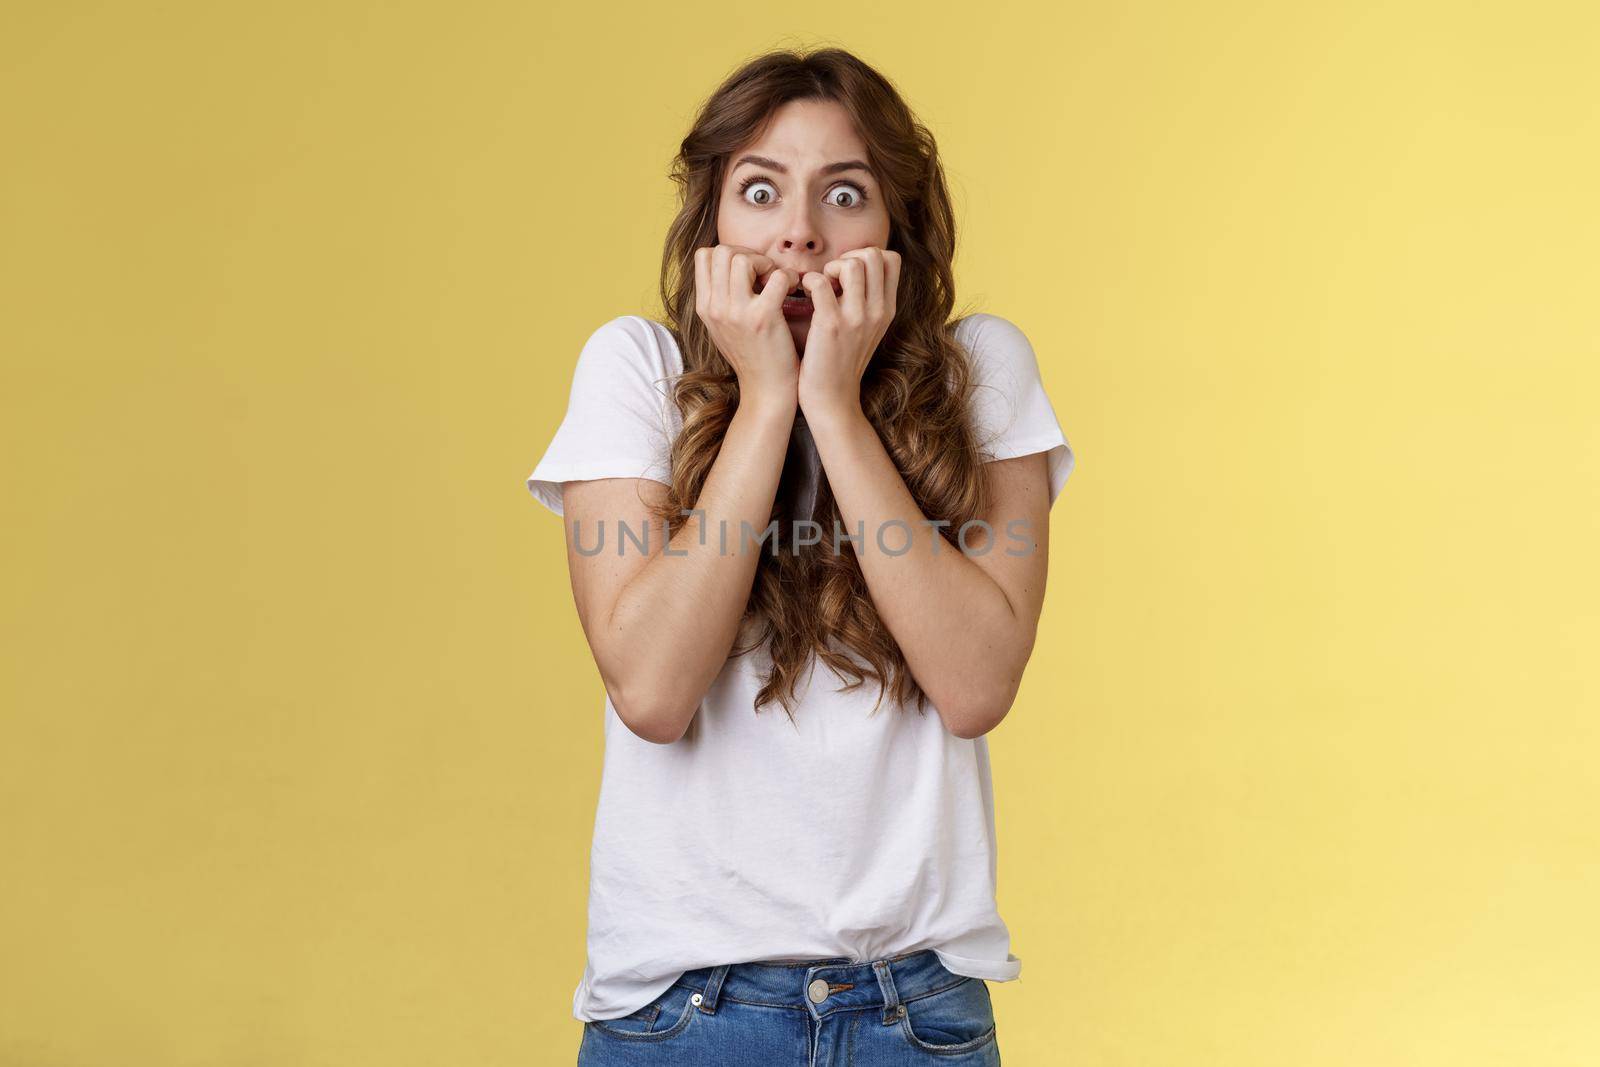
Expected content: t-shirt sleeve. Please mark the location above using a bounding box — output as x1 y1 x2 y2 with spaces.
525 316 676 516
960 312 1077 507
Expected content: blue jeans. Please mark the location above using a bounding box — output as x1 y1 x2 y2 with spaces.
577 948 1001 1065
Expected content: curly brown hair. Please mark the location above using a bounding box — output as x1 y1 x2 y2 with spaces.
648 46 993 723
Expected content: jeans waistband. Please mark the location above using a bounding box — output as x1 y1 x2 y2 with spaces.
671 948 960 1025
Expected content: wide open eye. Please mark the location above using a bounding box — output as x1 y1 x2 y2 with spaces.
827 183 867 208
739 178 778 206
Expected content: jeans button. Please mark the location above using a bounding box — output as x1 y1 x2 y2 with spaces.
808 978 830 1003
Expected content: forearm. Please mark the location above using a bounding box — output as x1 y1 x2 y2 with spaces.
805 401 1031 735
606 397 796 738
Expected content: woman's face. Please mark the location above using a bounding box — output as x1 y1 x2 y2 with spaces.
715 98 892 352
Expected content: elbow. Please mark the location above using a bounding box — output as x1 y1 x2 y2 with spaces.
945 698 1013 739
935 683 1018 739
935 656 1028 739
607 678 698 745
623 708 692 745
949 625 1038 737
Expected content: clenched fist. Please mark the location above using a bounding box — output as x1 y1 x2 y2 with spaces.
692 244 801 413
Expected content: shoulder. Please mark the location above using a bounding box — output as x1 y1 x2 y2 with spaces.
567 315 684 407
951 311 1072 471
952 312 1038 380
578 315 684 378
951 311 1046 413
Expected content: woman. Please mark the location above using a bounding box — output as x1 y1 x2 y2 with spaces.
527 46 1075 1065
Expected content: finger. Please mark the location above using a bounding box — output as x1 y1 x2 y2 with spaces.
730 251 757 304
745 252 777 299
825 259 865 320
756 266 793 314
801 270 839 319
748 253 777 294
717 244 768 293
711 244 731 311
809 262 844 299
883 249 902 317
838 247 889 315
694 247 711 317
856 248 884 315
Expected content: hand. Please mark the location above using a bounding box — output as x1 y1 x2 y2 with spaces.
692 244 801 413
796 247 902 418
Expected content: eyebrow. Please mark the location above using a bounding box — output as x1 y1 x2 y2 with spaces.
731 154 874 179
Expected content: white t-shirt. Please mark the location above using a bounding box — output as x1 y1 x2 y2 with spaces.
526 312 1075 1022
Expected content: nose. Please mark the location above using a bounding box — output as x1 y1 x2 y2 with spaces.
753 206 829 292
780 201 821 254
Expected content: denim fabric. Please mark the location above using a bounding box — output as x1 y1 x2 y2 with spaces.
577 948 1000 1065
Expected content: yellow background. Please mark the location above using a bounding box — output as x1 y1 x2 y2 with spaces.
3 3 1596 1064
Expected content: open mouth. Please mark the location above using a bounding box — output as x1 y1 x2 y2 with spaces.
781 288 813 318
758 273 845 299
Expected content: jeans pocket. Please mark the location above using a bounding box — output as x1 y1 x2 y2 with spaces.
898 976 998 1054
584 983 701 1043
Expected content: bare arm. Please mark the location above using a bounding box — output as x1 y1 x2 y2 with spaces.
808 397 1053 738
556 244 805 743
560 395 796 744
789 250 1054 737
